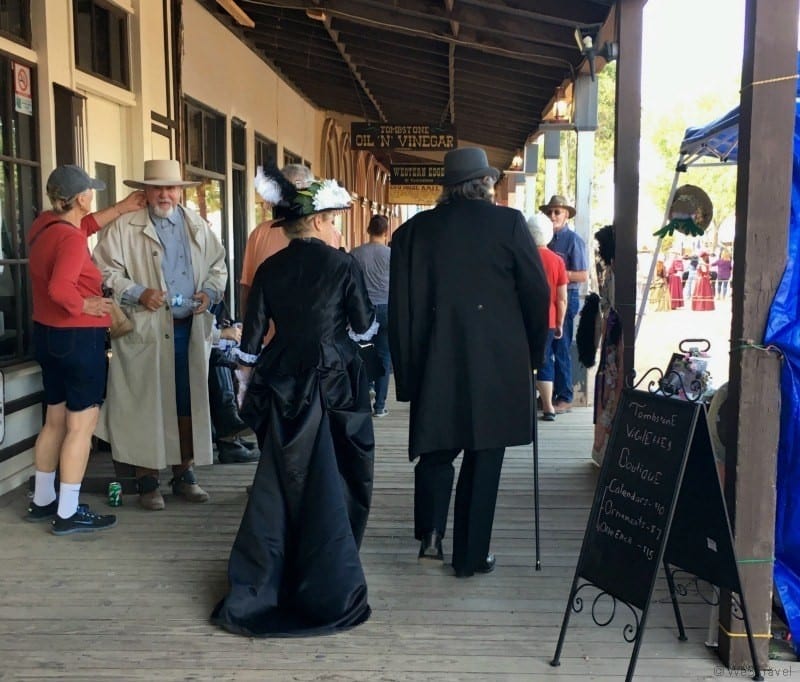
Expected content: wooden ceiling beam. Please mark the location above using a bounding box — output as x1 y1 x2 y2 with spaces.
321 13 387 122
319 5 576 68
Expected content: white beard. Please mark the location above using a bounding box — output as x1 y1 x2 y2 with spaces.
151 204 177 219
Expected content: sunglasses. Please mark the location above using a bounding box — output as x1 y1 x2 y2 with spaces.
545 209 564 216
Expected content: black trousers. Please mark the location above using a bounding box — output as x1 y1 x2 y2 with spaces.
208 354 247 440
414 447 505 573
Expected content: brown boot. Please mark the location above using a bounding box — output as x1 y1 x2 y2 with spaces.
137 475 165 511
170 468 210 503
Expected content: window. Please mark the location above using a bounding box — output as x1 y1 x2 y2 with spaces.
73 0 130 88
283 148 302 167
183 99 229 310
0 56 38 364
254 134 276 224
0 0 30 44
185 99 226 175
53 84 85 168
231 119 246 319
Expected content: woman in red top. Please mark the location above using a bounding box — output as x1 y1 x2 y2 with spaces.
26 165 144 535
527 213 568 422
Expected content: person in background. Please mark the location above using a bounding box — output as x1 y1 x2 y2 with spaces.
212 167 374 636
540 195 588 414
667 250 685 310
648 256 671 312
389 147 549 578
351 214 392 417
683 252 699 301
208 301 259 464
239 164 315 317
93 159 227 511
713 248 733 300
527 213 568 422
691 250 715 311
27 164 145 534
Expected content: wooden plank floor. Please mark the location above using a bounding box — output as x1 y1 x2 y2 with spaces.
0 388 773 681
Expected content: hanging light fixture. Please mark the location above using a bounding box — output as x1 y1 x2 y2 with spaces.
552 86 570 122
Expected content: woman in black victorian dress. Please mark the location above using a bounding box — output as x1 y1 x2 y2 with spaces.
211 169 376 637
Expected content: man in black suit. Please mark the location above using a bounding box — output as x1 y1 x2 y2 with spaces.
388 147 549 577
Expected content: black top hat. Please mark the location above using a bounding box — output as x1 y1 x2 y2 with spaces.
441 147 500 186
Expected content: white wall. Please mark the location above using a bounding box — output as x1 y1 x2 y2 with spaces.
182 0 324 234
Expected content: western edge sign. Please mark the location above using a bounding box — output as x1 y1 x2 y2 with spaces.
351 123 456 151
390 164 444 185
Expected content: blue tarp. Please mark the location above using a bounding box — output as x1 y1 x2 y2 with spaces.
680 58 800 648
765 105 800 652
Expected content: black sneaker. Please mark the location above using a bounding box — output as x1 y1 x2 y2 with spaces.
26 499 58 523
51 504 117 536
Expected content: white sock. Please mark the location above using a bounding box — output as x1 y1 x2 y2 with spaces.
33 471 57 507
56 482 82 520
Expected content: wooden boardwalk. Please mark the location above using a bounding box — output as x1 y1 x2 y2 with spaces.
0 392 770 681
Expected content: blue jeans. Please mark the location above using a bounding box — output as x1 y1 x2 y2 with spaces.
552 289 580 403
372 304 391 411
173 319 192 417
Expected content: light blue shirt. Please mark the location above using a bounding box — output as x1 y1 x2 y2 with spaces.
121 207 198 318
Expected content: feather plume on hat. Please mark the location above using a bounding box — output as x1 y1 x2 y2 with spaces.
254 165 297 206
254 165 352 225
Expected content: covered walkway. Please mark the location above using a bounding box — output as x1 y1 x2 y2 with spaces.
1 397 734 680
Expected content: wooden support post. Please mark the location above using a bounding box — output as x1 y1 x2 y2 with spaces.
613 0 645 376
719 0 799 668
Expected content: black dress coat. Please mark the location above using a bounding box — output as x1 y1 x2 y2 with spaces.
388 198 550 458
211 237 375 637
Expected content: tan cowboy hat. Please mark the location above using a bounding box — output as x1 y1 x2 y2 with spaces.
539 195 576 219
123 159 200 189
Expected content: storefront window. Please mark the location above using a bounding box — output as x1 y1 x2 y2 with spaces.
254 134 276 224
184 98 228 309
0 55 38 364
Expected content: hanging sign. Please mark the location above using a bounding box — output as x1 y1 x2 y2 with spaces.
390 164 444 186
13 62 32 116
351 123 456 151
388 185 440 205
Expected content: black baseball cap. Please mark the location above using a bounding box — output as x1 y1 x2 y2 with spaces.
46 165 106 199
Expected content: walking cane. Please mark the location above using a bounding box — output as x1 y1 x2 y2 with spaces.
532 370 541 570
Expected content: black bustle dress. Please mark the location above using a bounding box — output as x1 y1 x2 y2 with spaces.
211 237 375 637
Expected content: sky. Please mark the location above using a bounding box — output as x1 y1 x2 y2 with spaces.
622 0 749 240
642 0 746 114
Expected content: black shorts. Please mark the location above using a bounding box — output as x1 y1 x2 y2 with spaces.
33 323 107 411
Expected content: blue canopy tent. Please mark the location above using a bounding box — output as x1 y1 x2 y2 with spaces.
644 61 800 649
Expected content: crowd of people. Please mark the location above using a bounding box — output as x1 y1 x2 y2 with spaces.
648 248 733 312
25 146 596 636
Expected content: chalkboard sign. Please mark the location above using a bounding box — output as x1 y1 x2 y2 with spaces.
665 407 741 592
553 386 762 682
578 389 698 610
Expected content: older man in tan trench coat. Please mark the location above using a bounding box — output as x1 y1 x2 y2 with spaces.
94 160 227 510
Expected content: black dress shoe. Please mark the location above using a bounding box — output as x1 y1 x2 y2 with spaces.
454 553 496 578
236 437 258 451
418 530 444 561
217 439 260 464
